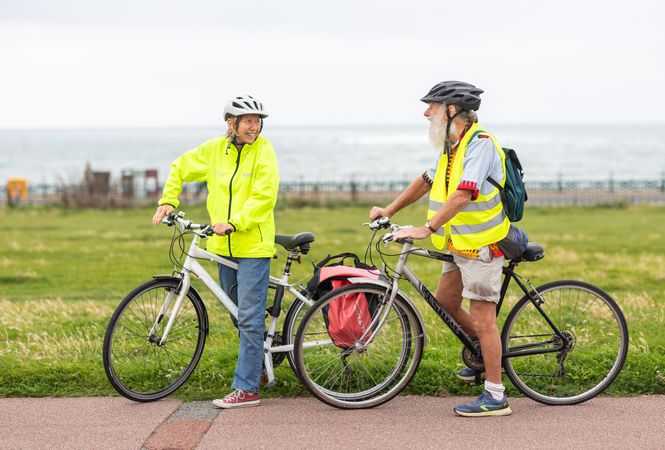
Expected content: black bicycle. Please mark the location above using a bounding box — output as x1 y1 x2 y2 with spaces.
293 217 629 409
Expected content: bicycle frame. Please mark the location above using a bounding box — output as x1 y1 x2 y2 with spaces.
374 239 570 361
153 224 314 383
497 261 571 359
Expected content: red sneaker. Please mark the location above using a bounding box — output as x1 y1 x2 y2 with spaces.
212 389 260 409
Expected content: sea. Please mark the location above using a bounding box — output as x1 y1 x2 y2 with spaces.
1 124 664 185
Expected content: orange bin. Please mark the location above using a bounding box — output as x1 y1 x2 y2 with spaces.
6 177 29 204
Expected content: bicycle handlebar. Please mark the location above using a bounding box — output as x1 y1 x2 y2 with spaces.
162 212 216 236
367 217 412 244
367 216 391 231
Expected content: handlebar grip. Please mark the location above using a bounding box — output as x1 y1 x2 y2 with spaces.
162 214 176 226
369 216 391 231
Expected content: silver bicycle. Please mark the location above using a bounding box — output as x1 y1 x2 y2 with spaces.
103 212 316 402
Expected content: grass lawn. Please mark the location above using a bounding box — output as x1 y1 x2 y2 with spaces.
0 203 664 400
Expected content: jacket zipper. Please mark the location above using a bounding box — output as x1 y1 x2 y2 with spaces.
227 146 242 257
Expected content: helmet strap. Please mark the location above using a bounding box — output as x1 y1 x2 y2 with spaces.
443 105 462 155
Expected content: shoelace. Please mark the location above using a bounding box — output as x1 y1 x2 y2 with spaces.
225 389 246 401
469 391 492 406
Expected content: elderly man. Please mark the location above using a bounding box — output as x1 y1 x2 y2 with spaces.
370 81 511 416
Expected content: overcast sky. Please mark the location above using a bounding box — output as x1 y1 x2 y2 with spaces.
1 0 664 128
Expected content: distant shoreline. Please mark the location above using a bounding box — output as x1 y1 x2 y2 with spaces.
1 122 665 132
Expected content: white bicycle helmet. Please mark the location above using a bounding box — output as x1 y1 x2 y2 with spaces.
223 95 269 120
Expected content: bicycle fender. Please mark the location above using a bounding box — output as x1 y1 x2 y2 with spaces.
347 277 428 347
150 275 210 334
152 274 183 281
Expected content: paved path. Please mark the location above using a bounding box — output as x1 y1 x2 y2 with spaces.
1 396 663 449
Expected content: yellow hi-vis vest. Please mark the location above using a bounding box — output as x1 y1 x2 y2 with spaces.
427 123 510 250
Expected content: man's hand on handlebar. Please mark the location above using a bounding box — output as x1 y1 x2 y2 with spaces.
369 206 392 221
212 222 235 236
391 225 431 242
367 216 391 231
152 205 175 225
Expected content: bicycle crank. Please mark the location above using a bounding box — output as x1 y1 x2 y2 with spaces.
461 341 485 372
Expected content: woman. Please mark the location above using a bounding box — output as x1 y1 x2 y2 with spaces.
152 95 279 408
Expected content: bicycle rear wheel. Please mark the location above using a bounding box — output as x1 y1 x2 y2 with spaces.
103 278 208 402
294 283 424 409
502 280 628 405
282 295 311 375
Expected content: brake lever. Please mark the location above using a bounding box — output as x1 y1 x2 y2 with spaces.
162 214 176 226
200 225 214 236
381 225 414 245
365 216 391 231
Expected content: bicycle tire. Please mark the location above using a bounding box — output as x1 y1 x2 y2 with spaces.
282 296 310 376
103 278 208 402
502 280 628 405
294 283 424 409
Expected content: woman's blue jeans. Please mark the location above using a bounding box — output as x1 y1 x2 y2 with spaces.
218 257 270 393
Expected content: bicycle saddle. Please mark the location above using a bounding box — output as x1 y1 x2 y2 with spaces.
275 232 315 253
522 242 545 261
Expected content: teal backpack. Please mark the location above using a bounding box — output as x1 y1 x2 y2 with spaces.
471 130 528 222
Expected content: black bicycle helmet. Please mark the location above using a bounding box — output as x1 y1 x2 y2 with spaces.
420 81 483 111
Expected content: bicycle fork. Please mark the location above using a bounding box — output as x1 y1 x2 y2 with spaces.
150 272 193 346
354 244 410 350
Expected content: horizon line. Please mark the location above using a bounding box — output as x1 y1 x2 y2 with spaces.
2 121 665 132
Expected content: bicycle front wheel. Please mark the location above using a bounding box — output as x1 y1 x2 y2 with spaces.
294 283 424 409
502 280 628 405
103 278 208 402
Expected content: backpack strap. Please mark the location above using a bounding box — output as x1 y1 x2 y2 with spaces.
313 252 362 269
487 176 503 191
468 129 504 192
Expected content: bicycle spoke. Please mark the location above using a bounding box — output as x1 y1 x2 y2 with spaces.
503 281 627 405
296 285 423 408
105 282 205 400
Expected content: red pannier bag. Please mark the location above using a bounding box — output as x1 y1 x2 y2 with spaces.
318 265 380 349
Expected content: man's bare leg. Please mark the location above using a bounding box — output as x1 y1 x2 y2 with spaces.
435 269 475 336
469 300 502 383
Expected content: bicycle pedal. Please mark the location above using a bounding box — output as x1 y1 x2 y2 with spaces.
264 378 278 390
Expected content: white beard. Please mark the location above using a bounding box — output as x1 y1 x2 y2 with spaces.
428 110 458 151
428 112 445 149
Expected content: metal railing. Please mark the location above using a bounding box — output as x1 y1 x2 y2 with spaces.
2 178 665 207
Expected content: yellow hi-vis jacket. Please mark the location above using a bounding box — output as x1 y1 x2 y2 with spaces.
427 123 509 250
159 135 279 258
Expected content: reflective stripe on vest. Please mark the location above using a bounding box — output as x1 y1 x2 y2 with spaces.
450 209 507 235
427 123 510 250
430 195 502 213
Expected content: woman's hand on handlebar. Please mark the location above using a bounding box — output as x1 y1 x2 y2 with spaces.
212 222 235 236
152 205 175 225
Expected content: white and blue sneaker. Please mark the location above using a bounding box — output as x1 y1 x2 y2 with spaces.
453 389 512 417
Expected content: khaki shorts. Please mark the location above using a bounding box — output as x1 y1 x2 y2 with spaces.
442 246 504 303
